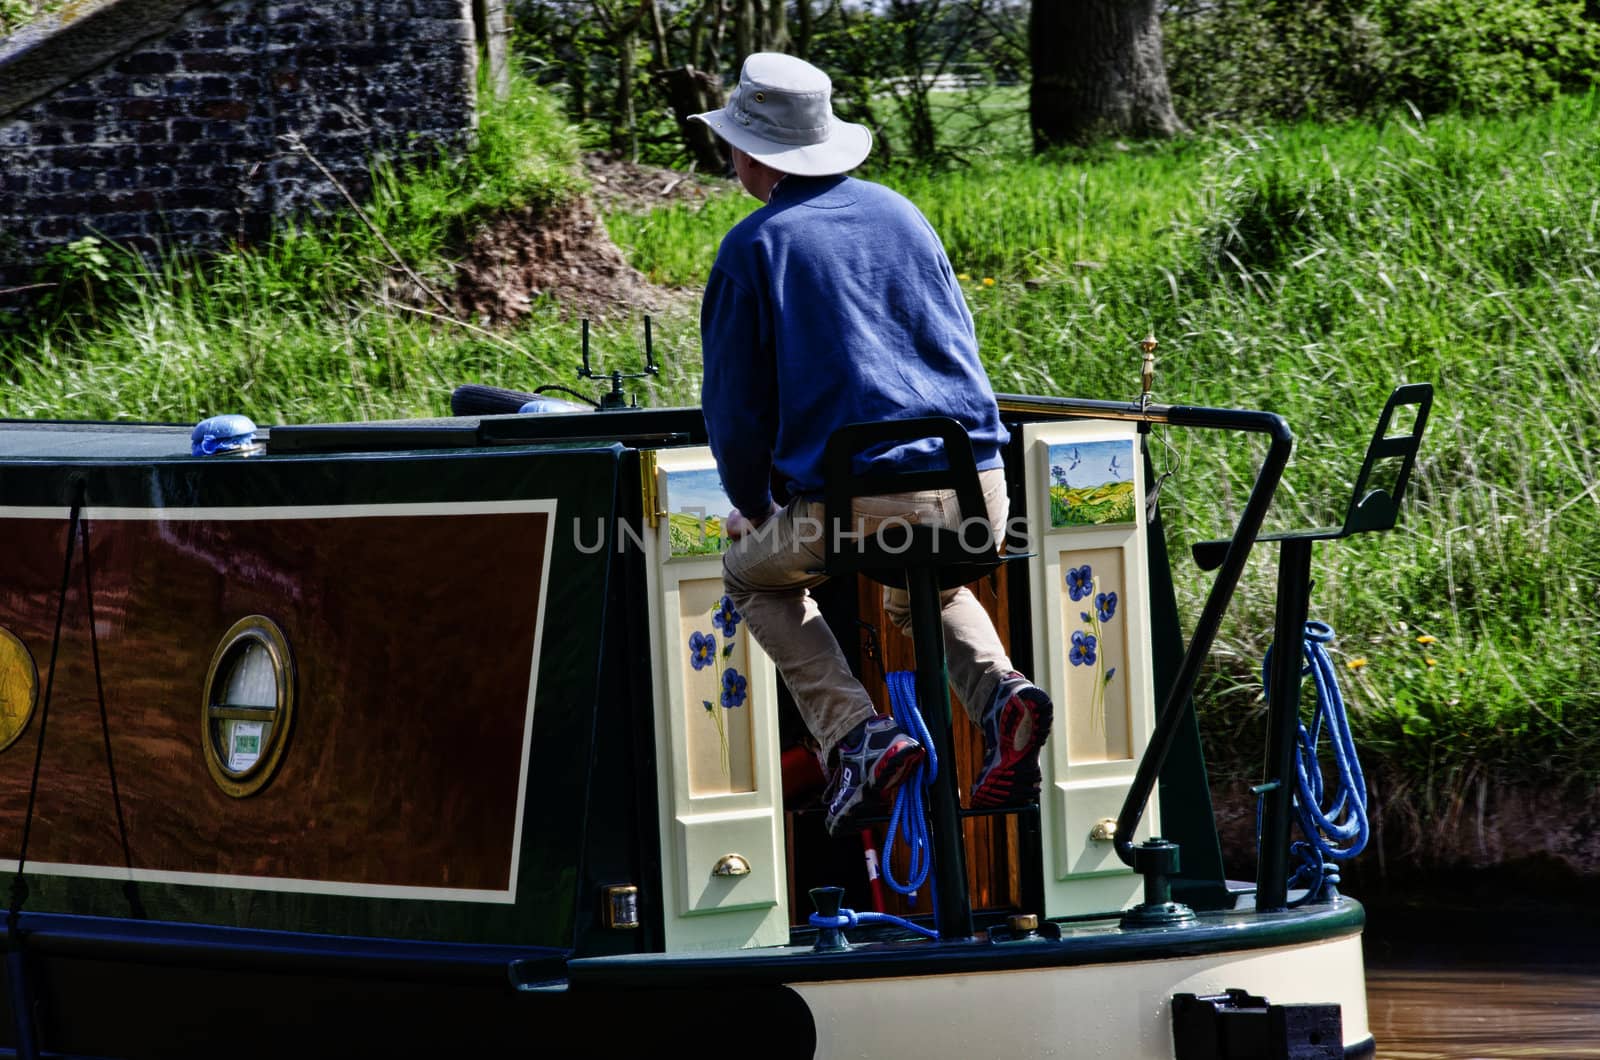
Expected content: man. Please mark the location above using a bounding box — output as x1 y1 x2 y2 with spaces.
691 53 1052 837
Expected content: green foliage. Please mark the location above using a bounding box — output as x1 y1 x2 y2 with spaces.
7 65 1600 800
0 0 65 37
363 70 583 265
510 0 1029 168
1164 0 1600 125
1373 0 1600 114
604 94 1600 792
1049 482 1136 527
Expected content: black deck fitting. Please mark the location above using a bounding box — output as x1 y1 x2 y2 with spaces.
1120 838 1197 928
1171 988 1343 1059
808 887 850 953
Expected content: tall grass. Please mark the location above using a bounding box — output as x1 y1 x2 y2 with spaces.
3 75 1596 792
607 94 1600 790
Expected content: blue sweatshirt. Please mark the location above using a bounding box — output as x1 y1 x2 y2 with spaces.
700 174 1008 517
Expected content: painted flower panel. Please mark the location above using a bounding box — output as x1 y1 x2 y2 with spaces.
713 595 742 638
689 630 717 670
720 667 748 709
1096 591 1118 623
1070 630 1098 666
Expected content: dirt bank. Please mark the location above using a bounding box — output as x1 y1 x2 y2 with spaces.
445 151 728 326
1212 767 1600 906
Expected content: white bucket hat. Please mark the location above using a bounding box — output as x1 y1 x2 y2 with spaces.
690 53 872 177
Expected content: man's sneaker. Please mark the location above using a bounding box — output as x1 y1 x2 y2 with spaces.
970 675 1053 810
822 715 925 837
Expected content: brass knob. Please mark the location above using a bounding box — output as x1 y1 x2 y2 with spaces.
1008 913 1039 933
1090 818 1118 841
712 853 751 877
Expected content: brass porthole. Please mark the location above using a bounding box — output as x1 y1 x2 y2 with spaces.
0 626 38 754
202 616 295 798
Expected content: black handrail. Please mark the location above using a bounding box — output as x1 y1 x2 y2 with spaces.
1111 405 1292 870
993 394 1295 874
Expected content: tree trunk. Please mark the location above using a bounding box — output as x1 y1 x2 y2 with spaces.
1030 0 1186 149
765 0 788 52
642 0 670 69
890 0 939 160
795 0 813 58
656 67 731 172
616 27 638 160
472 0 511 100
734 0 755 59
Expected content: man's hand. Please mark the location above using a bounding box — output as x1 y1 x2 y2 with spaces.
725 501 780 540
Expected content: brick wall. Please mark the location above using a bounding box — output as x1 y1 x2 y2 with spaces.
0 0 478 302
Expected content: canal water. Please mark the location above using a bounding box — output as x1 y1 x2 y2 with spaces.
1367 961 1600 1058
1362 899 1600 1058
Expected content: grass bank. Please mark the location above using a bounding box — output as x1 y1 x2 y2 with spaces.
2 80 1596 799
609 94 1600 793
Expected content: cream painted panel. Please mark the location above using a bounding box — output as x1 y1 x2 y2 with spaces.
1022 421 1160 917
675 809 783 916
647 447 789 951
793 933 1369 1059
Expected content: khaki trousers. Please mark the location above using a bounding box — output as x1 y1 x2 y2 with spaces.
722 468 1014 762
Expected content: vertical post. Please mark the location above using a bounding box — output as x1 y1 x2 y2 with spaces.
1256 539 1314 911
472 0 510 100
905 566 973 941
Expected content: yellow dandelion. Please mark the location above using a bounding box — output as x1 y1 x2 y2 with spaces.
957 273 971 281
1424 657 1437 667
1416 635 1437 645
981 277 996 286
1346 658 1367 670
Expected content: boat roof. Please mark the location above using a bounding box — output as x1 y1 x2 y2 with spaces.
0 421 202 460
0 409 705 462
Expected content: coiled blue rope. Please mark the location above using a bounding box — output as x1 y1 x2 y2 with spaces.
1259 620 1370 904
808 907 939 941
882 670 936 904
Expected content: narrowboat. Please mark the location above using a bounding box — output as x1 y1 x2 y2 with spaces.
0 334 1430 1058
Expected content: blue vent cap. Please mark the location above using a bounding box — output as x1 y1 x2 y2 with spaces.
191 414 257 456
518 396 588 415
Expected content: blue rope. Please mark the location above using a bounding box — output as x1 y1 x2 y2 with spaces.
808 907 939 941
1259 620 1370 905
882 670 936 902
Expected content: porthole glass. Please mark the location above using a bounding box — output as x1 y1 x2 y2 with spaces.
0 626 38 753
202 616 295 797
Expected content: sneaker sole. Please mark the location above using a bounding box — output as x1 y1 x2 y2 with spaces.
824 737 925 837
869 737 926 800
970 687 1053 810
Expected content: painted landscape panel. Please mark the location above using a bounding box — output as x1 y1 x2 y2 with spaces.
665 466 731 556
1047 439 1136 527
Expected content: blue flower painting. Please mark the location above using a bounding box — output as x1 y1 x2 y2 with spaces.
689 588 750 779
689 630 717 671
1070 630 1098 666
1064 559 1121 733
713 595 742 638
721 667 748 709
1096 591 1118 623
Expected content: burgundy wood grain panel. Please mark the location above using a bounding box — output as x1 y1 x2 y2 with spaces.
0 508 551 893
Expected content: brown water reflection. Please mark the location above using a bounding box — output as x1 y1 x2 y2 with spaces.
1367 963 1600 1059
